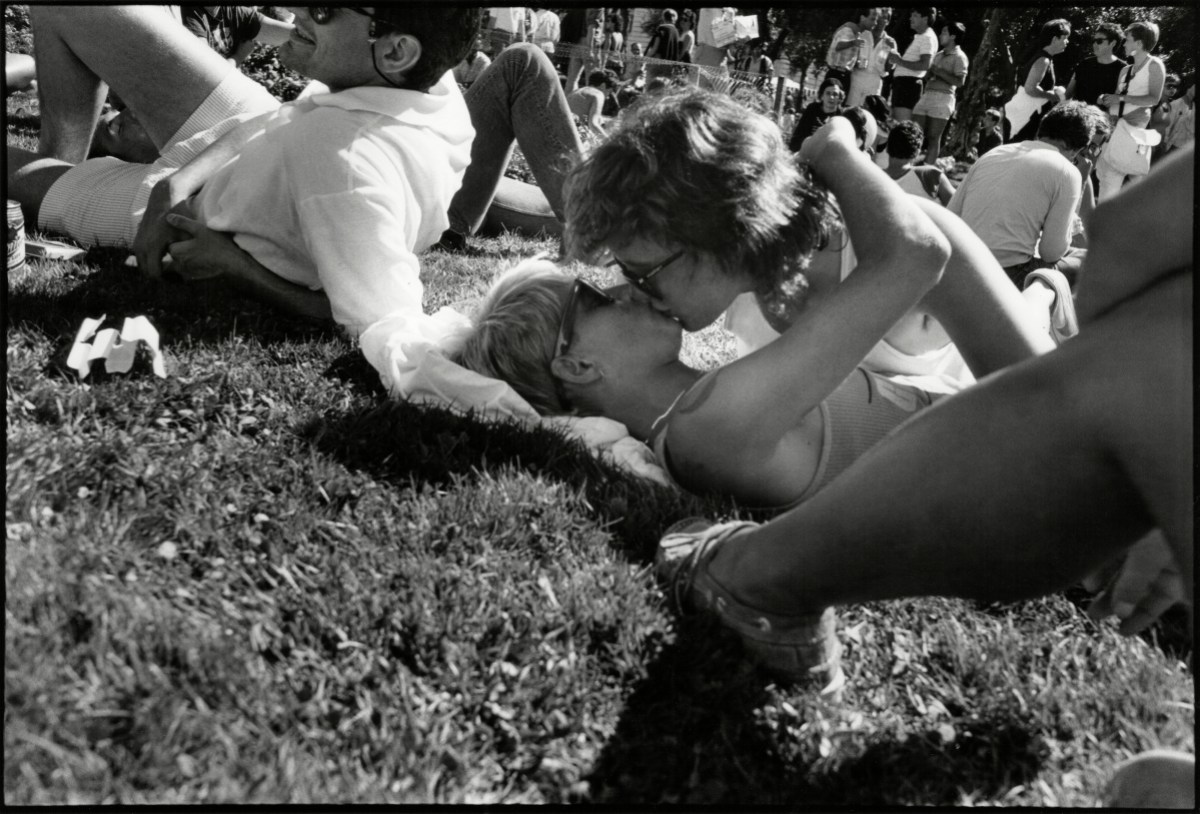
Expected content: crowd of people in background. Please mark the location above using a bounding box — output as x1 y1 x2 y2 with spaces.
5 7 1193 807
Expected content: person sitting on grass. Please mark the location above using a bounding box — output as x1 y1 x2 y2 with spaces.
567 69 617 139
654 145 1193 807
789 76 846 153
883 120 955 204
975 107 1003 157
8 8 583 361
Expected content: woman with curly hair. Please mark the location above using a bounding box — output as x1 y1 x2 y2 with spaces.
455 88 1051 509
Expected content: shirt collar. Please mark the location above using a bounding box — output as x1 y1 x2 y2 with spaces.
296 71 462 120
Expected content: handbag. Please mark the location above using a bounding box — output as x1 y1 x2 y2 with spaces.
1099 64 1162 176
1100 119 1160 176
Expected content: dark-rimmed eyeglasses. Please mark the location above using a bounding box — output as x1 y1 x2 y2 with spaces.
552 279 614 409
606 249 685 300
311 7 396 38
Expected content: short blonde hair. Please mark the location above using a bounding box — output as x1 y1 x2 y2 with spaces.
453 260 572 415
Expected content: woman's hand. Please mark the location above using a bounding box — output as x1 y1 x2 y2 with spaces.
163 209 247 281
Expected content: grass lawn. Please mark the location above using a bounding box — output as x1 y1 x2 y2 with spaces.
5 87 1193 805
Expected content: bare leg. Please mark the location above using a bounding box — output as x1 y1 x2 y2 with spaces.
708 269 1192 613
923 116 948 164
7 146 74 226
31 5 231 162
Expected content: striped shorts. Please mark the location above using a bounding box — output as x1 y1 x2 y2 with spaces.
40 70 279 248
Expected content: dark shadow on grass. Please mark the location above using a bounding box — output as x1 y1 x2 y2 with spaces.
584 618 1048 805
305 390 735 561
8 252 343 351
795 713 1048 805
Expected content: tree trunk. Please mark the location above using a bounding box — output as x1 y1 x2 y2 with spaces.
947 7 1015 160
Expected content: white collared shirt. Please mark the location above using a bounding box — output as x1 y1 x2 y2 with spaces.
195 72 475 336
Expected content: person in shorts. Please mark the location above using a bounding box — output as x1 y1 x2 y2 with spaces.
886 6 937 121
911 20 967 165
8 8 582 387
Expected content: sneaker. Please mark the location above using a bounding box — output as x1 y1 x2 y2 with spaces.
1024 268 1079 345
657 518 846 693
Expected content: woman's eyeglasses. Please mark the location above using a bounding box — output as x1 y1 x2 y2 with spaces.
552 279 614 409
606 249 684 300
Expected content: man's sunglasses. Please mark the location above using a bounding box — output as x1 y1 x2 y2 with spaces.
311 7 396 37
552 279 614 409
606 249 685 300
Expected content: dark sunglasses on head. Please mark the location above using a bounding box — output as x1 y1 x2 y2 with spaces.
311 6 396 37
552 279 614 409
606 249 685 300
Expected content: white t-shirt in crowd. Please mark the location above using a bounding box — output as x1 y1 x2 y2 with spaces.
894 28 938 78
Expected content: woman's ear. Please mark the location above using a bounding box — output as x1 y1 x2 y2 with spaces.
376 33 423 80
550 354 603 386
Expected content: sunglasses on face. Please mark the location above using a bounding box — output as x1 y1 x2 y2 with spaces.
310 7 396 37
606 249 685 300
553 279 614 409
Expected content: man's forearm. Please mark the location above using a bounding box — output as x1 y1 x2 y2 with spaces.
224 254 333 320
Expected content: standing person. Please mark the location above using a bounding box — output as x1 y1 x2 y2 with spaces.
788 77 845 152
949 101 1108 288
528 6 561 55
1163 78 1195 155
754 41 775 92
911 20 967 165
601 12 626 75
1148 73 1181 163
1064 22 1126 106
488 6 532 53
848 7 895 107
1004 19 1070 143
974 108 1003 157
560 8 603 94
828 9 878 102
1094 22 1166 200
645 8 681 80
678 10 696 65
886 7 937 122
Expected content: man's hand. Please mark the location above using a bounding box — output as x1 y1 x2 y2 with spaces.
133 180 186 279
164 210 245 281
1085 530 1189 635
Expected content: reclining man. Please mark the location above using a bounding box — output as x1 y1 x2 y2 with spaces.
8 7 581 364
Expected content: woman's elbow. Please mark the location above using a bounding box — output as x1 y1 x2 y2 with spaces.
914 225 952 288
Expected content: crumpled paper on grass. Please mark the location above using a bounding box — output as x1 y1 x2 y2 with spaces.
67 314 167 380
358 265 671 487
